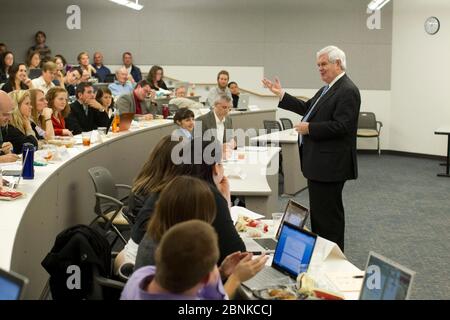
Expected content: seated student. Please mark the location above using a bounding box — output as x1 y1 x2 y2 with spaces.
134 176 267 298
26 50 41 75
108 67 134 97
121 220 227 300
46 87 72 136
196 95 236 151
0 51 14 84
0 43 7 55
0 91 20 163
122 52 141 83
92 52 111 83
228 81 240 109
61 66 82 97
77 51 96 80
95 87 115 117
27 31 52 61
206 70 233 108
54 54 68 76
31 61 57 95
65 82 109 135
115 80 155 119
1 63 34 93
146 65 169 91
169 86 204 117
114 136 191 271
172 108 194 140
2 90 39 153
29 88 54 139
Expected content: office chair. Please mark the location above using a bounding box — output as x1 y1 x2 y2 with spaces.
357 112 383 155
280 118 293 130
87 166 132 244
263 120 282 134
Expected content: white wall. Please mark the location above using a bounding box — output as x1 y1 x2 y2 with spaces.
391 0 450 156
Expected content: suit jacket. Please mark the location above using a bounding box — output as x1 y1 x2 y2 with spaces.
195 110 233 143
279 74 361 182
1 124 38 154
66 100 110 135
115 92 159 115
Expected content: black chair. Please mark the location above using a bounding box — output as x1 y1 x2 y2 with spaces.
88 166 132 245
280 118 293 130
263 120 282 134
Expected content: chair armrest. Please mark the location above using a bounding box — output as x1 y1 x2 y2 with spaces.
95 275 125 290
95 192 124 207
115 184 132 190
377 121 383 133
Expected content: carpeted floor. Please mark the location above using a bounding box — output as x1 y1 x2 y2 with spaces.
278 154 450 300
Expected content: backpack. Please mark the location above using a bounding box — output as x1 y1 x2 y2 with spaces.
41 224 111 300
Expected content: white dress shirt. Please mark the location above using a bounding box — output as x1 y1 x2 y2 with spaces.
214 111 226 143
31 76 55 95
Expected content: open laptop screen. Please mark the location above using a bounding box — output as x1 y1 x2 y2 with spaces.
359 252 415 300
275 200 309 239
0 269 28 300
272 223 316 277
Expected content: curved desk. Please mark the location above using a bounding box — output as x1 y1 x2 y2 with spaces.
0 109 279 299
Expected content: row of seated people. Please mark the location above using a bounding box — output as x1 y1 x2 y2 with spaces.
117 135 267 299
1 44 246 109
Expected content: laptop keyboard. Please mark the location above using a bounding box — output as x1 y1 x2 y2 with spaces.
243 267 295 290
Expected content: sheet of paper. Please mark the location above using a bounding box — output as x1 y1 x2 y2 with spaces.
230 206 265 224
324 272 364 292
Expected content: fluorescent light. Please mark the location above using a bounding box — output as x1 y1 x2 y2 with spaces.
109 0 143 11
368 0 391 11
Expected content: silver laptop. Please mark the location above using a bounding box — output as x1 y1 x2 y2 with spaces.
0 268 28 300
236 94 250 111
242 223 317 291
250 200 310 252
359 251 415 300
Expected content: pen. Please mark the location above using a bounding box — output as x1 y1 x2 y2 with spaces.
353 275 364 279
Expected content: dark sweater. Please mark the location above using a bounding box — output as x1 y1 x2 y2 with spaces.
1 125 38 154
133 186 245 266
66 100 110 135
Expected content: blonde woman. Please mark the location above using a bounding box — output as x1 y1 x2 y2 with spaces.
30 88 54 139
46 87 72 136
3 90 39 154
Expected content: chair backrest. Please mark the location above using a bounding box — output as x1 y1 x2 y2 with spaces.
88 166 118 199
358 112 377 130
280 118 293 130
263 120 282 134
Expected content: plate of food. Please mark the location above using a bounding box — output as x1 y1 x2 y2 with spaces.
235 215 268 237
0 187 24 201
253 285 305 300
47 137 76 148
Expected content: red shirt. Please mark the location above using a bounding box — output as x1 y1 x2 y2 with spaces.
52 113 66 136
133 91 142 115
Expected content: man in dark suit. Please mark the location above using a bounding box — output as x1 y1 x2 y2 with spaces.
122 52 142 83
196 95 235 147
66 82 110 135
262 46 360 251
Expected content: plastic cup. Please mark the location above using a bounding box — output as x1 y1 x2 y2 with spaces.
82 132 92 146
97 127 107 136
272 212 284 228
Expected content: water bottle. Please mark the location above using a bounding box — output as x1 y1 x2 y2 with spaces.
162 104 169 119
112 110 120 133
22 143 35 180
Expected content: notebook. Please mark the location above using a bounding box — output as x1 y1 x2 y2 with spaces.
242 223 317 291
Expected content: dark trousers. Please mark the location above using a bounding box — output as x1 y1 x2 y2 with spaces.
307 179 346 252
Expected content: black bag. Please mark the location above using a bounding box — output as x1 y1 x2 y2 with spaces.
41 225 111 300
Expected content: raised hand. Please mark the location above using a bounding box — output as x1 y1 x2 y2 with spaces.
262 77 283 97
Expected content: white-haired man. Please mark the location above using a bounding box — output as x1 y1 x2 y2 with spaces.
262 46 360 251
108 67 135 97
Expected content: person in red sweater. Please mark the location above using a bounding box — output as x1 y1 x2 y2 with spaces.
46 87 72 136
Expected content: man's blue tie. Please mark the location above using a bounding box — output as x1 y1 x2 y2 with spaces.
299 85 330 145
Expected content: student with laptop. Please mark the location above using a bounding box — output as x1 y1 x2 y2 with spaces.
242 223 317 292
228 81 240 108
115 80 156 120
206 70 233 108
